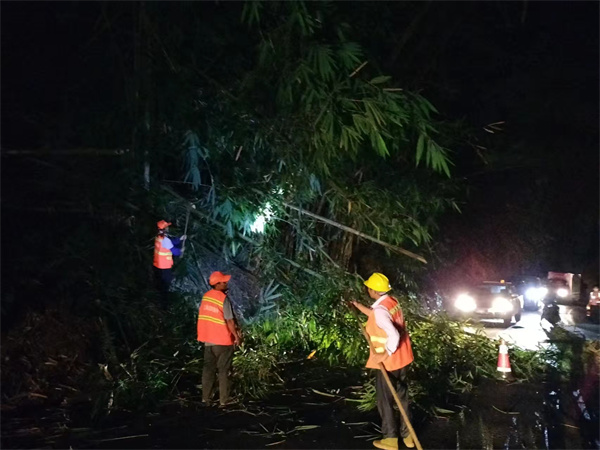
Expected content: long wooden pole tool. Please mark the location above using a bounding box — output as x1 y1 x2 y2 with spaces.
349 305 423 450
181 206 191 254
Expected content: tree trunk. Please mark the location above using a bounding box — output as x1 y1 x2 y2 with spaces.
133 2 150 190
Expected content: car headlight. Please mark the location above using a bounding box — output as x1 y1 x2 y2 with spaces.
525 287 538 300
492 297 513 313
557 288 568 298
526 287 547 301
455 294 476 312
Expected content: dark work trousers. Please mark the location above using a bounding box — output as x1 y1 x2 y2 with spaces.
202 345 234 405
153 267 173 308
376 366 410 439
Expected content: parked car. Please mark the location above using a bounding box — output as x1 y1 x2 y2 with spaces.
450 281 524 327
514 276 547 311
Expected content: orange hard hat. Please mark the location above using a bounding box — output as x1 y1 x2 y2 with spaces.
157 220 171 230
209 271 231 286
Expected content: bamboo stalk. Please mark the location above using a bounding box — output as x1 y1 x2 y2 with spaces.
163 184 425 271
1 148 129 156
161 185 323 279
282 203 427 264
349 61 368 78
181 207 191 253
96 434 149 442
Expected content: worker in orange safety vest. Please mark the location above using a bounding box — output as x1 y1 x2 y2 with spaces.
153 220 186 307
587 285 599 319
197 271 242 407
351 272 415 450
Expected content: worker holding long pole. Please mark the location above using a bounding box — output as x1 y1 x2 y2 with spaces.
350 272 419 450
153 220 187 308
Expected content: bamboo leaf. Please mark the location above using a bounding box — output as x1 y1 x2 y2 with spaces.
415 134 425 165
370 75 391 85
292 425 321 431
241 2 261 26
375 133 389 157
421 97 439 114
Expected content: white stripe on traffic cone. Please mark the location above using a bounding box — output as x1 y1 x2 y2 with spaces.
497 338 512 377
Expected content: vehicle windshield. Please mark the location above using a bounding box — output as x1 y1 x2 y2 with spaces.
548 279 568 288
475 284 509 295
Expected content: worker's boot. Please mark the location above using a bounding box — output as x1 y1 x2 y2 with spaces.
402 435 415 448
219 400 236 408
373 437 398 450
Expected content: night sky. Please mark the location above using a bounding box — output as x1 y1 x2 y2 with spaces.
2 1 599 284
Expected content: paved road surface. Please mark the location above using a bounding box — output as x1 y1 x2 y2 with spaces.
465 305 599 350
556 305 600 341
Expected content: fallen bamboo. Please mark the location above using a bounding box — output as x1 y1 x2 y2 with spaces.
96 434 149 442
161 185 324 279
283 203 427 264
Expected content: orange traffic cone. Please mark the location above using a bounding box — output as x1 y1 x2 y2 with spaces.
497 338 512 379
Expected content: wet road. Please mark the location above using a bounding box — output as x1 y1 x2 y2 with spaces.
557 305 600 341
466 306 599 350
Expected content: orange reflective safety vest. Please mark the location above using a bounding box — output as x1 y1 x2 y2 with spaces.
365 295 414 371
197 289 235 346
153 236 173 269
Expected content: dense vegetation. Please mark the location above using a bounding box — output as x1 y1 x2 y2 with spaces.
2 1 596 422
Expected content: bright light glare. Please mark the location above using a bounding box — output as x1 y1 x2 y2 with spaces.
492 297 513 313
250 202 274 233
525 288 538 300
455 294 476 312
557 288 568 298
526 287 547 301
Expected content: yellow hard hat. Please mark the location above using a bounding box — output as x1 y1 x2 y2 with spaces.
364 272 391 293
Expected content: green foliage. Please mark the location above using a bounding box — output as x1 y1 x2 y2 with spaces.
5 1 562 423
233 344 282 399
355 379 377 413
239 268 366 359
410 314 496 378
543 326 596 383
510 346 553 381
355 314 555 413
127 0 463 275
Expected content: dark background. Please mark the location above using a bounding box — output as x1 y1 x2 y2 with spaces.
2 1 598 295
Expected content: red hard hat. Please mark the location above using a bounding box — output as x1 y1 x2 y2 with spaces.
157 220 172 230
209 271 231 286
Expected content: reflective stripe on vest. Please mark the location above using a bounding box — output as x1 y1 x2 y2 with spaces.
368 304 401 351
153 236 173 269
365 295 414 371
197 289 234 346
202 296 224 307
197 314 225 325
370 335 388 353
